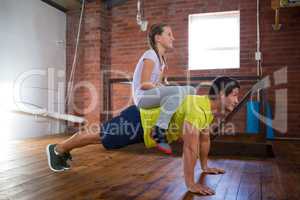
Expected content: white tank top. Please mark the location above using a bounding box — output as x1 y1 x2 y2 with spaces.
132 49 165 105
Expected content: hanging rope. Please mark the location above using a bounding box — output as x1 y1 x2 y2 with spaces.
65 0 85 106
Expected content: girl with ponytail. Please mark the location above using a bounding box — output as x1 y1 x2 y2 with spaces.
132 23 195 154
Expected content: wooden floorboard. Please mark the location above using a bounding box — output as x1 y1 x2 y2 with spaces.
0 136 299 200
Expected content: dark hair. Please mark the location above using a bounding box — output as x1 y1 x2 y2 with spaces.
209 76 240 99
148 23 169 65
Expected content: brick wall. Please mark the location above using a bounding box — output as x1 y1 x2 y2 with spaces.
67 0 300 137
66 1 103 125
259 0 300 137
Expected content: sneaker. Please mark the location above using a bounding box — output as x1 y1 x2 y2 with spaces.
46 144 66 172
152 126 172 155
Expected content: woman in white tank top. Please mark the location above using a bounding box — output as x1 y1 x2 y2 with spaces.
132 23 196 154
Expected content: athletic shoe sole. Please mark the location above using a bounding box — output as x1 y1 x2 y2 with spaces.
150 131 173 155
157 143 172 155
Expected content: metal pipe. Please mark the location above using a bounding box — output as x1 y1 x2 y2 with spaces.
272 136 300 141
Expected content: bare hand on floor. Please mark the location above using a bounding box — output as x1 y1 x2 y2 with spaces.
188 183 215 195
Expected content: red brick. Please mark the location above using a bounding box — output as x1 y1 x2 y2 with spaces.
66 0 300 136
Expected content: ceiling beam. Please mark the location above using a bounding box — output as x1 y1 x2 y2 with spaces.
41 0 129 12
40 0 68 12
105 0 128 9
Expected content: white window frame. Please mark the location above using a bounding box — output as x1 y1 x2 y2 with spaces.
188 11 240 70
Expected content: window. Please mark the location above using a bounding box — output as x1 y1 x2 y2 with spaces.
188 11 240 70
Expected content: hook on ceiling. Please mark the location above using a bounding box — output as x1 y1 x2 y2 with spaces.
136 0 148 31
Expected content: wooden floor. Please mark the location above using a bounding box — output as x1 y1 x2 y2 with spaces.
0 135 299 200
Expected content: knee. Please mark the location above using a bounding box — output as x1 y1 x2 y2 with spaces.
188 86 196 95
182 86 196 95
79 131 100 143
200 134 210 143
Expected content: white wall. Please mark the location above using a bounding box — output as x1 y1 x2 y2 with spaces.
0 0 67 139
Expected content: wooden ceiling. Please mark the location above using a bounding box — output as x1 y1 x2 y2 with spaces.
41 0 128 11
52 0 81 9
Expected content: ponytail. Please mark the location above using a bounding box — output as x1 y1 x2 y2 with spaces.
148 23 169 66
